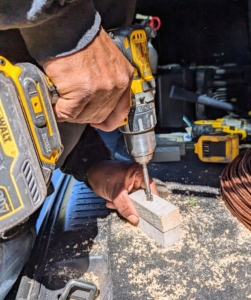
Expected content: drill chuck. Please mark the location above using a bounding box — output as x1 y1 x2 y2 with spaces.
121 128 156 164
119 87 157 164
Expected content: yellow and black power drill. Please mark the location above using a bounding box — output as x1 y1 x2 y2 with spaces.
192 117 251 163
192 117 251 141
110 25 157 201
0 25 157 233
170 86 251 163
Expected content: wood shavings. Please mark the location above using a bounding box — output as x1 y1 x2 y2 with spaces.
109 180 251 299
82 271 99 289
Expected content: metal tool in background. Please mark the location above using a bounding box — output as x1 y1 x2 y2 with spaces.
193 65 251 120
221 148 251 231
169 85 251 163
156 63 251 129
170 85 246 116
192 117 251 141
151 133 187 163
192 118 251 163
110 25 157 201
0 56 63 233
169 85 251 142
113 132 187 163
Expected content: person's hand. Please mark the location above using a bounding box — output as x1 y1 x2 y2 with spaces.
41 27 134 131
86 160 158 224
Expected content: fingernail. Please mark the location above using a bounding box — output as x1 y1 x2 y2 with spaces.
127 215 139 224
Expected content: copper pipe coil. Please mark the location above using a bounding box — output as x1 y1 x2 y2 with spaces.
220 149 251 230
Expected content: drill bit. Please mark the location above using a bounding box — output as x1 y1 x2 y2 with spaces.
142 162 153 201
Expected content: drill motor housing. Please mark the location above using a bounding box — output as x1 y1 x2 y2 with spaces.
110 25 157 164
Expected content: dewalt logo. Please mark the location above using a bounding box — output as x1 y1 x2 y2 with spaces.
0 102 18 158
0 107 12 143
0 188 11 215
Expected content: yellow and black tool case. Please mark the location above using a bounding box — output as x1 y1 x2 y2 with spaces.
0 58 63 234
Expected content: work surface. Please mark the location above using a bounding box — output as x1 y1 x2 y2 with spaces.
8 176 251 300
100 129 251 299
109 184 251 300
9 131 251 299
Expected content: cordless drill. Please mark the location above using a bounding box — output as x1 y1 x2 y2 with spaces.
109 25 157 201
0 26 156 234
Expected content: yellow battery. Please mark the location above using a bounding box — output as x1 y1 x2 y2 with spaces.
194 135 239 163
0 56 63 233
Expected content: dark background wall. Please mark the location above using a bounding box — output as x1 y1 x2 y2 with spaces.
136 0 251 66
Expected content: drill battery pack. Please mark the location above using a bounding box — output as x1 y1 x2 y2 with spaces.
194 134 239 163
0 57 62 234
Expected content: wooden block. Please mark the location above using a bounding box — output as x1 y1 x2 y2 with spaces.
138 217 180 248
129 189 180 232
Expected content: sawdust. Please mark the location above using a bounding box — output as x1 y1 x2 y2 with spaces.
82 271 100 290
109 181 251 300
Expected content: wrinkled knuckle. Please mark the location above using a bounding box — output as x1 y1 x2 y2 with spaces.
118 77 129 91
81 78 98 94
58 106 80 120
84 84 97 97
104 80 116 93
64 111 79 120
92 116 106 124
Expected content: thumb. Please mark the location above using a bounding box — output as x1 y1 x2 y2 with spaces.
53 99 67 122
112 190 139 225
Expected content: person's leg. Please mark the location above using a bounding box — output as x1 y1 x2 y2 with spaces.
0 228 36 300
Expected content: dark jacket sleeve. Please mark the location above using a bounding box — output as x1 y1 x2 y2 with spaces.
60 125 111 184
0 0 101 61
0 0 137 61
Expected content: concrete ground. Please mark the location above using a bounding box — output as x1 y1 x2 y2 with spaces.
108 181 251 300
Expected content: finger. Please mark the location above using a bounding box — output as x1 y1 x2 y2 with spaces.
106 201 116 210
53 97 88 122
150 180 159 196
140 179 159 196
53 88 115 123
113 190 139 224
131 173 159 196
82 93 122 124
90 87 131 132
62 87 126 124
132 172 144 191
70 91 119 124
